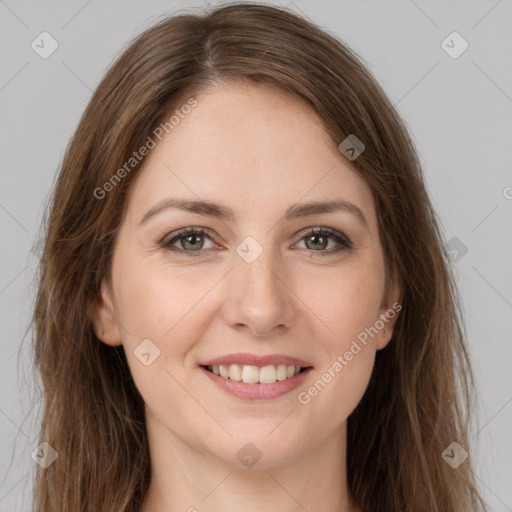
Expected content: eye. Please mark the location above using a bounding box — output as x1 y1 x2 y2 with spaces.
294 227 353 255
160 227 217 256
160 226 353 257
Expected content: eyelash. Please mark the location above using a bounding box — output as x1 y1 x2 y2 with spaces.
160 226 353 257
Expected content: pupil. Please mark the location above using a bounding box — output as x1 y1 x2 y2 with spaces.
307 234 327 250
184 234 202 250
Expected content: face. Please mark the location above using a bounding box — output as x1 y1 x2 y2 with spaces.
90 80 400 469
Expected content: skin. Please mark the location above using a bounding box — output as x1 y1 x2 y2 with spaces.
89 80 401 512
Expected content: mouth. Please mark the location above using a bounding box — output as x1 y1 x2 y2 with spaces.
199 353 314 399
201 363 312 384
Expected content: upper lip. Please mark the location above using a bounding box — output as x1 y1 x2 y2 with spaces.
200 353 313 368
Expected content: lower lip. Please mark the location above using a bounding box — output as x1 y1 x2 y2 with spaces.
200 366 313 400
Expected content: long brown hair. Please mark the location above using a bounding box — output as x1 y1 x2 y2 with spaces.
31 3 488 511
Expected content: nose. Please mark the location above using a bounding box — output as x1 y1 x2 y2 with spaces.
222 246 296 338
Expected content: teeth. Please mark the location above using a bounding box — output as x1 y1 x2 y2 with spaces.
219 364 229 378
208 364 302 384
259 365 276 384
276 364 287 381
229 364 242 381
242 365 260 384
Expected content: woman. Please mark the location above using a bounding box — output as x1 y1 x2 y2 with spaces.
31 3 488 511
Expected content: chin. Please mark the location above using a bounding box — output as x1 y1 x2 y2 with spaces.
208 428 306 469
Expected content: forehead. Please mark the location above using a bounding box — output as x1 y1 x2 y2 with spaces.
125 81 375 225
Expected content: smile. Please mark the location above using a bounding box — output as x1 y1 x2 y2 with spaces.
199 353 313 400
202 363 307 384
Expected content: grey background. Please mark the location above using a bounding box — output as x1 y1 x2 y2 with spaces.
1 0 511 510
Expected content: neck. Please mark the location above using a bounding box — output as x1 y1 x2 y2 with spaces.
140 407 357 512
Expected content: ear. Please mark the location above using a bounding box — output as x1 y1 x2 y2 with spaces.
376 273 403 350
87 279 122 347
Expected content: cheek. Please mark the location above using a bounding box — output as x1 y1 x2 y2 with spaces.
298 257 384 347
296 318 377 434
294 259 382 420
115 261 210 340
298 347 375 436
113 262 222 405
113 267 206 418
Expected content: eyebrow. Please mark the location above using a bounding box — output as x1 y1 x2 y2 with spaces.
138 198 368 228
